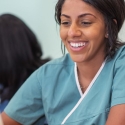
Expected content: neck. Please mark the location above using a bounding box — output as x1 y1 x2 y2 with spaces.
77 53 105 78
76 57 105 92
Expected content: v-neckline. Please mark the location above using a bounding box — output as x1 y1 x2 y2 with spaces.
61 60 106 125
74 61 106 97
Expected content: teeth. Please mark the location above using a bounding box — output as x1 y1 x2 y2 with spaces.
70 42 85 48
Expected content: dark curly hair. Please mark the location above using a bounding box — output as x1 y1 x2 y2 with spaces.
55 0 125 58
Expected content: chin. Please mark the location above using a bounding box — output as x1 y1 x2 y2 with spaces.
70 54 85 63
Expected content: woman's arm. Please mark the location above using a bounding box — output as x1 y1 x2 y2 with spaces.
105 104 125 125
1 112 21 125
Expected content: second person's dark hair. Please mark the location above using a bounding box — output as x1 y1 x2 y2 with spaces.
0 14 51 102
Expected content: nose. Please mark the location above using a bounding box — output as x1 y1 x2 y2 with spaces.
68 23 82 37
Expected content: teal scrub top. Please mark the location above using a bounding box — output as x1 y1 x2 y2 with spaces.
4 45 125 125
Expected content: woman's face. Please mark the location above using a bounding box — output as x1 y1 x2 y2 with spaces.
60 0 107 63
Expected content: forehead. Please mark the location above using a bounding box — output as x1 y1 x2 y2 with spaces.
61 0 103 19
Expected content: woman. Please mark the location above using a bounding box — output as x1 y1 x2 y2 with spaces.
0 14 51 112
1 0 125 124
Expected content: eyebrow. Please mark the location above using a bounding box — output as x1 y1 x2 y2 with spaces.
60 13 96 18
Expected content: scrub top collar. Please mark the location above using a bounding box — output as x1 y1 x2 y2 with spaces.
61 60 106 124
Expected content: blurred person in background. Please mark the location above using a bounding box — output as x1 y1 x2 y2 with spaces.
0 14 51 112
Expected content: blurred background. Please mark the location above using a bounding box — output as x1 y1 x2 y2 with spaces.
0 0 125 59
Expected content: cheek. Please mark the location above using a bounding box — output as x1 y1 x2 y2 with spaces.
60 27 63 40
84 27 105 42
60 28 67 41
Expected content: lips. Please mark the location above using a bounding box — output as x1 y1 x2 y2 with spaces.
70 42 86 48
68 41 87 51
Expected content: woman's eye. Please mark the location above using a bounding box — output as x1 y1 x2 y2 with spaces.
61 21 70 26
81 22 92 26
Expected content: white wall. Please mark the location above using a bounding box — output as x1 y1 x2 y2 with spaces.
0 0 125 59
0 0 62 59
119 22 125 42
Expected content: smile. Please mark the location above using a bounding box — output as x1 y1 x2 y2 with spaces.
70 42 86 48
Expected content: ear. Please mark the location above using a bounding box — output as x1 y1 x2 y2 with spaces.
105 19 117 38
113 19 117 24
105 26 108 38
105 33 108 38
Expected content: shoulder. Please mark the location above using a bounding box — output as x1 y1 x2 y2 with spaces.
44 53 74 66
36 53 74 77
107 45 125 107
113 45 125 60
115 45 125 59
105 45 125 79
106 45 125 66
112 45 125 68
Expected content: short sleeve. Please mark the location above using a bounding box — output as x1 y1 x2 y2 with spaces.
4 69 45 125
111 49 125 107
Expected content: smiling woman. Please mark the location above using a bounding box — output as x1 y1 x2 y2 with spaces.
1 0 125 125
60 0 106 64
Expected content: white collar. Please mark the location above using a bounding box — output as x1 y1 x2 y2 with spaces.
61 60 106 124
